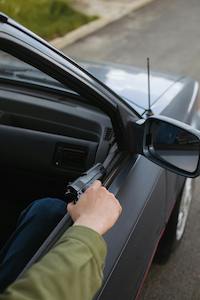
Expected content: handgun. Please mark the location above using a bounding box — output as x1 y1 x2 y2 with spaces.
65 163 106 203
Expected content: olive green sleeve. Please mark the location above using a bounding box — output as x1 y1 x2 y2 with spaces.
0 225 107 300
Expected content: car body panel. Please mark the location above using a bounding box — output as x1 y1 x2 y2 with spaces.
81 61 182 112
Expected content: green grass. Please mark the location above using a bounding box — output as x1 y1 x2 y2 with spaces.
0 0 97 40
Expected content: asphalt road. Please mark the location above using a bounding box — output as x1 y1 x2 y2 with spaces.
63 0 200 299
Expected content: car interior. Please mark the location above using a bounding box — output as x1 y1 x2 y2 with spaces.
0 50 114 249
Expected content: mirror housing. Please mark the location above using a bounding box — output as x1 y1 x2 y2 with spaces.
133 116 200 178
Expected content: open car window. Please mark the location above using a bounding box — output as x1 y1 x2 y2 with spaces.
0 49 75 92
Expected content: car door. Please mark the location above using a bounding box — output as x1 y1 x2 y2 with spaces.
97 155 166 300
0 14 167 300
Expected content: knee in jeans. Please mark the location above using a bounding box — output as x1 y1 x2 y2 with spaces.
29 198 66 222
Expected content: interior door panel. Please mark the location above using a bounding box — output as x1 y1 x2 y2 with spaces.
0 86 113 177
0 124 98 177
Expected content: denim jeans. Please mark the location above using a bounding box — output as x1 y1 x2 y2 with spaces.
0 198 66 293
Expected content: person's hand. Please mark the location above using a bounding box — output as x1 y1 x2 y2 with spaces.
67 180 122 235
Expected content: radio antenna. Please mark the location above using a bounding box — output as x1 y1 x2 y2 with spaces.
146 57 153 117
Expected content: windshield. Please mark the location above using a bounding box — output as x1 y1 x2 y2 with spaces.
0 50 69 90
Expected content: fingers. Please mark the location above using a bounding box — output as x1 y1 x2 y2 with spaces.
84 180 102 194
110 194 122 216
117 200 122 216
89 180 102 190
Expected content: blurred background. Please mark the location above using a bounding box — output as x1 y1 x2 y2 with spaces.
1 0 200 299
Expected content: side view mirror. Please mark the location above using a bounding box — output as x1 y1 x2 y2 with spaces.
141 116 200 177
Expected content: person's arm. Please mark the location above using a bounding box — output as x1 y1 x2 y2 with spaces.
0 181 122 300
0 225 107 300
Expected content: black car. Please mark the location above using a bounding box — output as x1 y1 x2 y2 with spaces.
0 13 200 299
